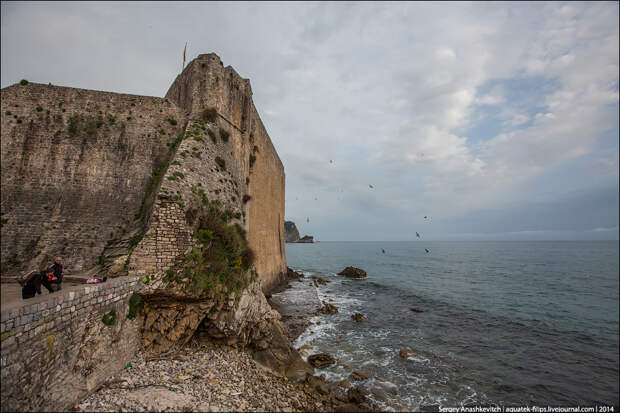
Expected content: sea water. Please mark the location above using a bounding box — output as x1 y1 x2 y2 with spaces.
285 241 619 410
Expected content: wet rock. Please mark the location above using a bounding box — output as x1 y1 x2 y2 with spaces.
351 313 365 322
319 302 339 315
349 370 370 381
307 353 336 368
312 276 330 285
347 386 367 404
367 386 391 402
399 348 416 359
410 307 424 313
286 267 304 279
338 267 367 279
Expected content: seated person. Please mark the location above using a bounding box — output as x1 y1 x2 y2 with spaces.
49 256 64 291
22 267 55 299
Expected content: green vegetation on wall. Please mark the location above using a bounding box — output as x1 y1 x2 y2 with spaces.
102 309 118 326
127 293 142 319
167 203 256 297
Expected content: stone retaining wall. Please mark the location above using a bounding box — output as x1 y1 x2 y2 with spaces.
0 276 142 412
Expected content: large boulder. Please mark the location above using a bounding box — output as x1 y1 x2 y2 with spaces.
137 272 312 381
308 352 336 368
338 267 367 279
319 302 339 315
351 313 365 322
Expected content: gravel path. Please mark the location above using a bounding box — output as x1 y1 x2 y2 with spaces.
74 342 337 412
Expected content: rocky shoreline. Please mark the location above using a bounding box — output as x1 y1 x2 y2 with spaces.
72 268 379 412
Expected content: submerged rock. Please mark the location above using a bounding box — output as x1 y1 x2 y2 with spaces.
351 313 365 322
307 353 336 368
399 348 415 359
312 276 330 285
338 266 367 279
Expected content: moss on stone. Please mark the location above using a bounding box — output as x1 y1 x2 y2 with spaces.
102 309 117 326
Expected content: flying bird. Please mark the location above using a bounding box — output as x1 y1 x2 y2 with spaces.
369 184 374 189
425 248 430 253
424 216 427 219
330 160 333 163
416 232 420 238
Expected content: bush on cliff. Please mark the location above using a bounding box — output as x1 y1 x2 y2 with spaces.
202 107 218 123
68 114 102 136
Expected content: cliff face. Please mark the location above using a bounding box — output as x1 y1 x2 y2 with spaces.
0 54 286 292
284 221 300 242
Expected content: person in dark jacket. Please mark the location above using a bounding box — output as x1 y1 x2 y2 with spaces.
22 267 55 299
49 256 64 291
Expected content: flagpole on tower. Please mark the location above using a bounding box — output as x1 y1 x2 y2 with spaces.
182 42 188 72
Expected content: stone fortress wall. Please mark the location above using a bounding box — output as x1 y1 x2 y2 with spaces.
0 53 286 292
163 54 287 292
0 84 186 276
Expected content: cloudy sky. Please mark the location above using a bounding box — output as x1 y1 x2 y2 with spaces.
2 1 618 241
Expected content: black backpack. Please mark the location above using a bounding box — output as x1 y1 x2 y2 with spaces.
18 270 39 287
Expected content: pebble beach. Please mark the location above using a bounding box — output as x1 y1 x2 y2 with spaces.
74 342 337 412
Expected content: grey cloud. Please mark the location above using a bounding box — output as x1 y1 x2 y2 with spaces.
2 1 617 240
